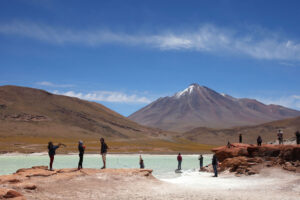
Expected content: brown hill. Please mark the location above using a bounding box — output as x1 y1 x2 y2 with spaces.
0 85 213 153
129 83 300 132
182 116 300 146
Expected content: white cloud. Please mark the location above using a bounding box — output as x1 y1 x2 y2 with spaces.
256 95 300 110
37 81 74 88
1 21 300 61
279 62 297 67
53 90 152 104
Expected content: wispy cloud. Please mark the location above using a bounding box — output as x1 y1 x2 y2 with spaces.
257 95 300 110
279 62 298 67
1 21 300 61
53 90 152 104
37 81 74 88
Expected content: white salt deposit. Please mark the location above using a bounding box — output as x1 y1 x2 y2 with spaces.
160 168 300 200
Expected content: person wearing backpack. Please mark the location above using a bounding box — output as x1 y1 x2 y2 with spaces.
48 142 62 171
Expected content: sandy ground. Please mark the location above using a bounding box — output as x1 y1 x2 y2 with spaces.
13 168 298 200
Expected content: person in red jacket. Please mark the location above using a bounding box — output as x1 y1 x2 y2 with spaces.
177 153 182 170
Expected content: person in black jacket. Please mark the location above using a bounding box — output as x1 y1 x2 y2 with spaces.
100 138 108 169
295 131 300 145
239 134 242 143
78 141 85 170
257 136 262 146
198 154 203 170
212 154 218 177
48 142 62 171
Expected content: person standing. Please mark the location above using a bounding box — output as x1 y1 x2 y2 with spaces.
48 142 62 171
78 140 85 170
277 130 283 145
295 131 300 145
239 134 242 143
100 138 108 169
257 136 262 146
227 141 232 148
212 154 218 177
177 153 182 170
139 155 145 169
198 154 203 170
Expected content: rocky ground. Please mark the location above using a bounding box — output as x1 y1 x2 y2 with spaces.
0 166 157 200
1 164 300 199
0 166 299 200
209 143 300 175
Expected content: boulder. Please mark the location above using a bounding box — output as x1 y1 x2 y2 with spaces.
279 145 300 161
283 165 297 172
219 156 262 175
3 189 23 198
8 179 21 184
23 184 37 190
212 143 250 162
247 145 281 157
212 144 300 175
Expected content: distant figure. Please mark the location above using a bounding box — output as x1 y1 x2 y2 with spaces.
277 130 283 145
139 155 145 169
239 134 242 143
177 153 182 170
227 141 231 148
212 154 218 177
100 138 109 169
198 154 203 170
296 131 300 145
257 136 262 146
48 142 62 171
78 140 85 170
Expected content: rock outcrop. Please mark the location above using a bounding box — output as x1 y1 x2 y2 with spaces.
0 166 154 200
211 143 300 175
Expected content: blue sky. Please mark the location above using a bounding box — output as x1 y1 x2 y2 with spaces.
1 0 300 116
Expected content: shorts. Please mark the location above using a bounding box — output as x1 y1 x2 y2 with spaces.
101 153 106 161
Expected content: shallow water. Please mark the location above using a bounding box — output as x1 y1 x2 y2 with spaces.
1 154 300 200
0 154 212 179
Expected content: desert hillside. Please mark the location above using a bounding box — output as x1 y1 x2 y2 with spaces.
0 85 213 153
182 116 300 145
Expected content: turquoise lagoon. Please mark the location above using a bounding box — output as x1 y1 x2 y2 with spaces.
0 154 212 179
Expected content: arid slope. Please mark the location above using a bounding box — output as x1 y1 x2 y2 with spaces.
183 116 300 145
0 85 213 153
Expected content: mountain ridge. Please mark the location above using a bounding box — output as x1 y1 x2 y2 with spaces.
129 83 300 132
